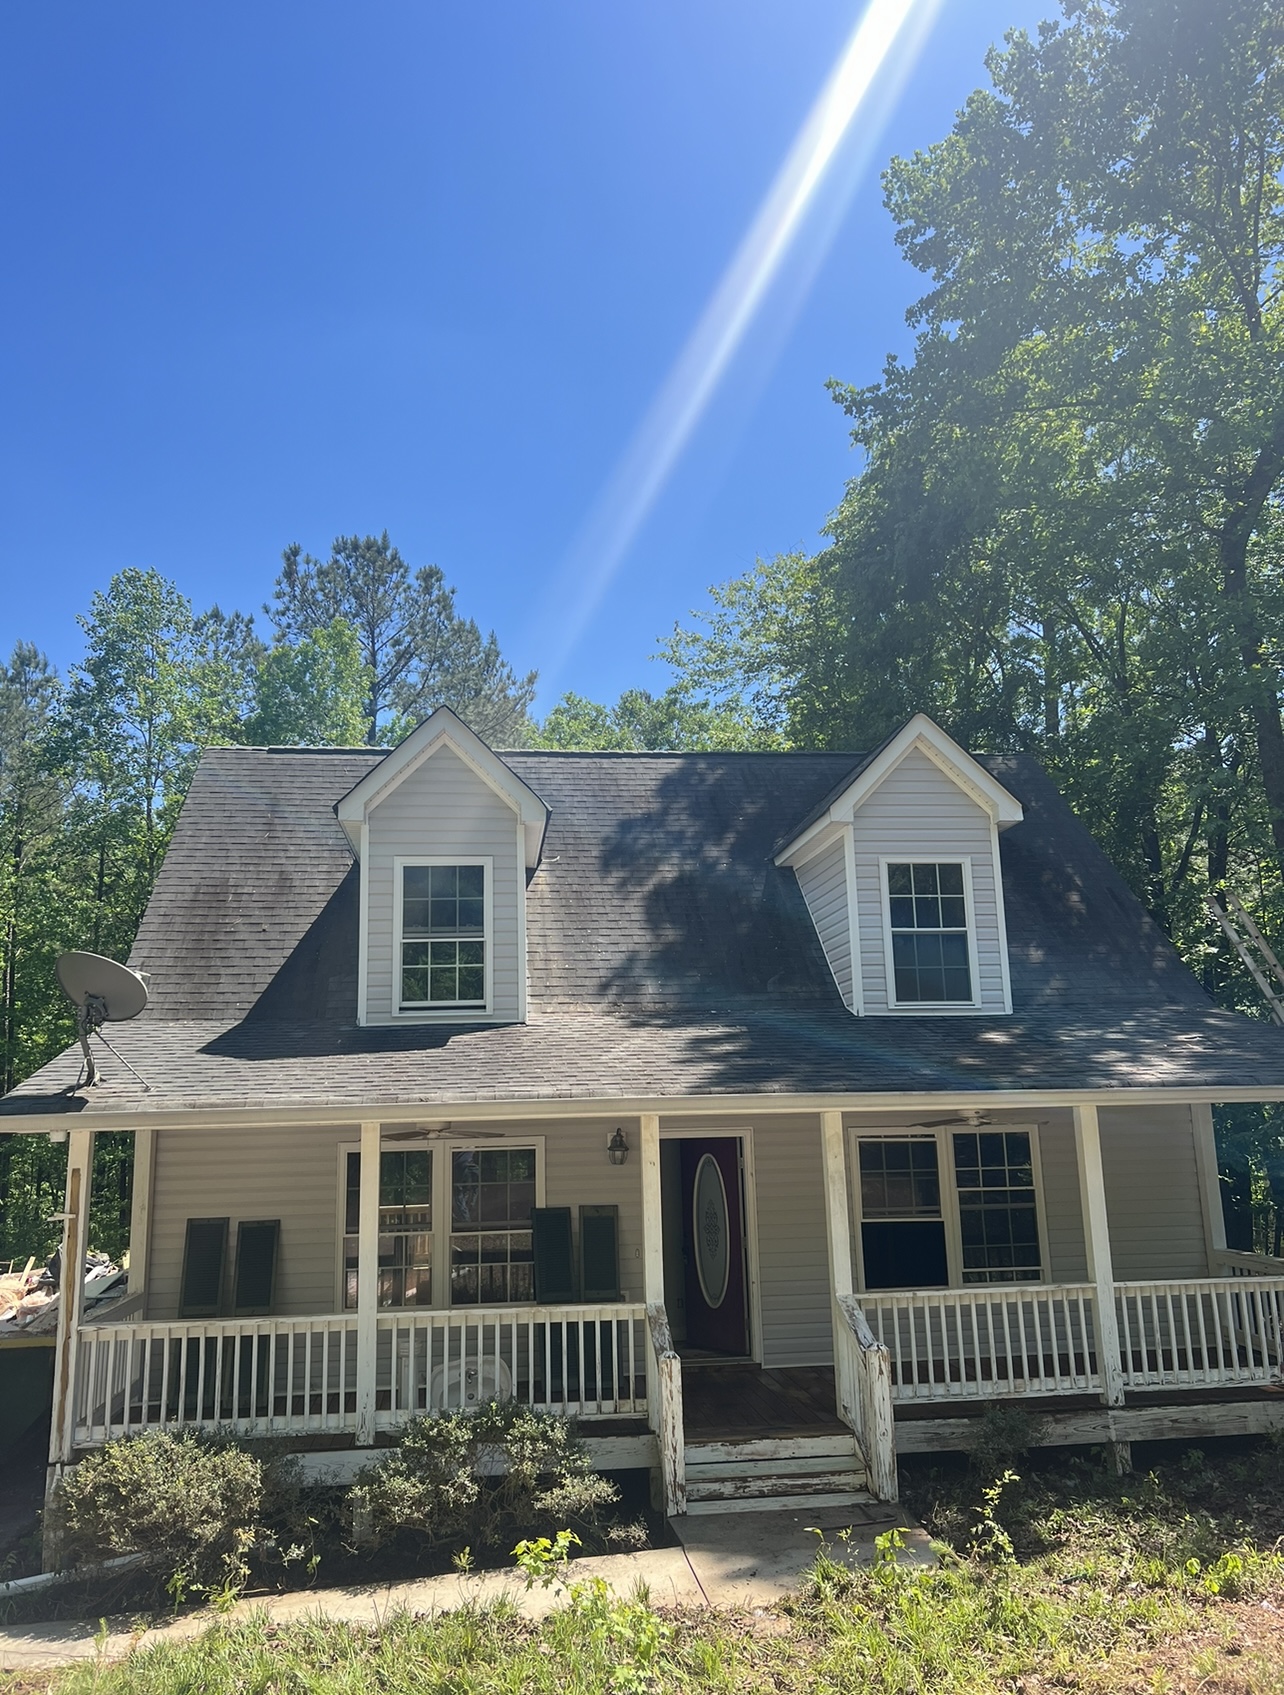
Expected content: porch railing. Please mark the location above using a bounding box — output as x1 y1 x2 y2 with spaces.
73 1315 361 1446
1115 1278 1284 1389
835 1294 896 1500
856 1276 1284 1406
374 1305 647 1426
860 1284 1100 1402
72 1302 648 1446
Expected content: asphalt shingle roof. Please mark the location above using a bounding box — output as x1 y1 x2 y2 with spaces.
7 741 1284 1120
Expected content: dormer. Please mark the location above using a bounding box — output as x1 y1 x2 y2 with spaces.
336 709 548 1026
775 715 1023 1017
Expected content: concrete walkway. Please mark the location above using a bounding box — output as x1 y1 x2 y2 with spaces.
0 1500 932 1673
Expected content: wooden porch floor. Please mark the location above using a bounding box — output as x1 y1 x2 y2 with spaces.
681 1363 847 1441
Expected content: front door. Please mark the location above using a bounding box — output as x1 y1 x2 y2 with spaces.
679 1137 749 1355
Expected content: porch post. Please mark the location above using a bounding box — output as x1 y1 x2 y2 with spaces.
355 1120 381 1446
1191 1103 1228 1270
126 1127 155 1297
640 1113 663 1307
44 1127 94 1567
820 1110 856 1422
1073 1104 1129 1468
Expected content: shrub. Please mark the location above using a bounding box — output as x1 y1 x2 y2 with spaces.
53 1430 263 1584
349 1400 620 1554
965 1405 1048 1479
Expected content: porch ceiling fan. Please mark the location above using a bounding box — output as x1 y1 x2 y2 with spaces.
381 1123 507 1141
907 1110 995 1129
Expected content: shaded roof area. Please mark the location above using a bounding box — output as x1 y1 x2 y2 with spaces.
6 742 1284 1120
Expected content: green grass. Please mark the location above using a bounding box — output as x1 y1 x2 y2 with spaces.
13 1439 1284 1695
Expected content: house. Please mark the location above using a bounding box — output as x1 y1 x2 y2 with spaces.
6 707 1284 1534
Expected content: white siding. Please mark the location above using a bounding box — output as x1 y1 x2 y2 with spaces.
364 744 522 1024
144 1119 643 1321
794 840 853 1008
751 1117 834 1368
851 746 1008 1013
1100 1104 1208 1280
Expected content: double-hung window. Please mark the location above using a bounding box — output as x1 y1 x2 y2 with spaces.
341 1141 541 1309
399 861 487 1013
343 1149 433 1308
856 1129 1043 1290
886 861 974 1005
449 1147 536 1305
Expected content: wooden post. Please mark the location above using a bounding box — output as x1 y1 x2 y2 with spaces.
1073 1104 1130 1472
44 1127 94 1568
639 1114 663 1308
355 1120 381 1446
126 1127 155 1298
1191 1103 1228 1270
820 1111 857 1425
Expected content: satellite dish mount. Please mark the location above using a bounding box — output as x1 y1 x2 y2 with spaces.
55 952 151 1092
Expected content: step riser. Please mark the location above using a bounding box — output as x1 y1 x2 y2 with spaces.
688 1471 869 1502
687 1456 863 1482
683 1490 872 1516
685 1435 856 1464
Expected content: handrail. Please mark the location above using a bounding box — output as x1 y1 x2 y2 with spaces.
836 1294 897 1501
645 1303 686 1516
1214 1249 1284 1276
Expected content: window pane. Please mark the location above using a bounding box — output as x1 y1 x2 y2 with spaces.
887 863 913 896
912 864 939 895
457 898 485 933
858 1139 941 1219
403 866 431 900
402 899 431 934
429 864 458 898
430 897 457 930
953 1131 1041 1281
937 864 964 896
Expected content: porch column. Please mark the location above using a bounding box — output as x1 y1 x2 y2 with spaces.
1191 1103 1228 1270
639 1113 663 1307
820 1110 856 1422
355 1120 381 1446
44 1127 94 1568
126 1127 155 1297
1073 1105 1129 1466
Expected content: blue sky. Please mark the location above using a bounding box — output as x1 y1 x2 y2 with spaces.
0 0 1051 713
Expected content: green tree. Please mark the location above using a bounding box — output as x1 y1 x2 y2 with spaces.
245 618 370 747
537 685 775 751
270 532 536 746
60 569 248 948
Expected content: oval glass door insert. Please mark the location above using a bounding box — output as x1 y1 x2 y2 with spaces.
692 1153 731 1309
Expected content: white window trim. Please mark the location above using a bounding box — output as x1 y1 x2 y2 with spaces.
391 855 494 1022
336 1134 546 1311
878 855 982 1014
849 1123 1048 1292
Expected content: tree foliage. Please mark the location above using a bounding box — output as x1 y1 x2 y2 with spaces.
270 532 537 746
0 542 531 1262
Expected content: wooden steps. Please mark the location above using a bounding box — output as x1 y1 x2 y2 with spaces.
683 1432 872 1516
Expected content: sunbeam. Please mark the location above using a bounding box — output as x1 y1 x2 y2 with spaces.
534 0 944 697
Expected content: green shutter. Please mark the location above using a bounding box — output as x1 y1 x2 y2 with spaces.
579 1205 620 1301
532 1207 576 1302
179 1218 228 1317
232 1220 280 1315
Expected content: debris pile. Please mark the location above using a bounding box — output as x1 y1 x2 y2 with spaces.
0 1253 126 1338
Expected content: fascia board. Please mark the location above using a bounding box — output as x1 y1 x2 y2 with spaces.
10 1084 1284 1135
774 817 847 869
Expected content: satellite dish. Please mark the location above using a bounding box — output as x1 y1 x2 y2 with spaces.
56 952 149 1089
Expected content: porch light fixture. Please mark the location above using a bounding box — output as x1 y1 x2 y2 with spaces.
607 1128 629 1166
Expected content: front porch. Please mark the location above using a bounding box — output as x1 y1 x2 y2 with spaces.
45 1103 1284 1531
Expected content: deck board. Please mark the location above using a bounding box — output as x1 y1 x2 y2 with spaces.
681 1363 846 1440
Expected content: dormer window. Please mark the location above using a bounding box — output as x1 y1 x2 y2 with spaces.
397 859 491 1013
884 861 976 1006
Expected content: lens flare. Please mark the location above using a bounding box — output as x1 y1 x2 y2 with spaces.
535 0 944 695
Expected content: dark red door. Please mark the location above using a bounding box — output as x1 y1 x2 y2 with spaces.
680 1138 749 1355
